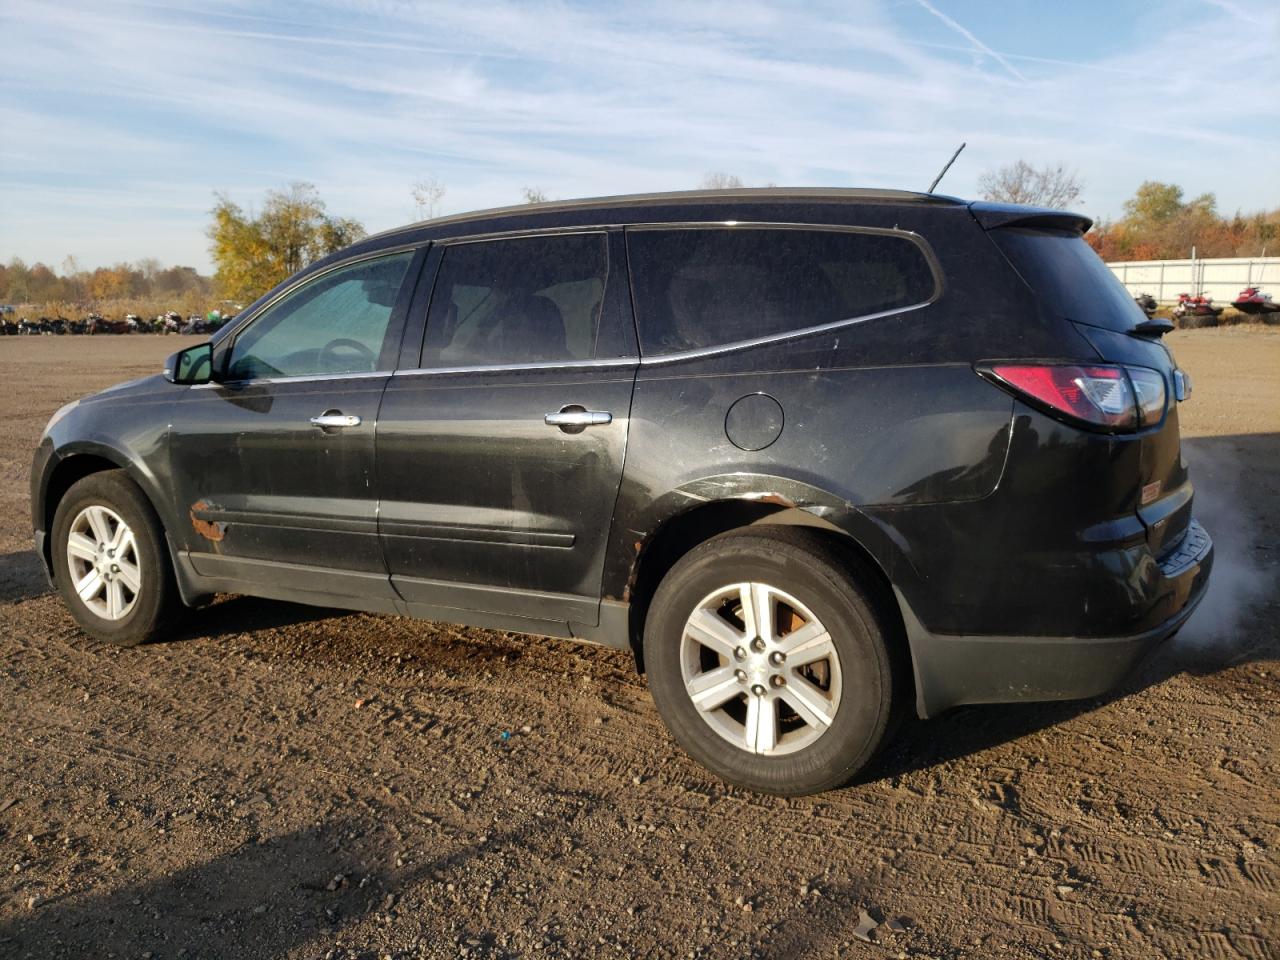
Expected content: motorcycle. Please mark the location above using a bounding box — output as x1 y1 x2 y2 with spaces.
1133 292 1158 317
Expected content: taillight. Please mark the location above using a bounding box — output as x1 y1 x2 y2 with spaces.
978 363 1167 432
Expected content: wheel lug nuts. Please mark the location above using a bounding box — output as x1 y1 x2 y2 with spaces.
750 638 766 653
733 646 746 661
770 675 786 688
750 684 767 697
734 669 748 683
769 651 785 666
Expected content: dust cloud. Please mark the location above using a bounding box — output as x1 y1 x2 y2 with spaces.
1176 440 1277 658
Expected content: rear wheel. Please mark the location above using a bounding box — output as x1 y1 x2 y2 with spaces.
643 528 899 795
51 470 181 646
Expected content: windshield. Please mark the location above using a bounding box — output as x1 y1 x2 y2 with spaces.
992 228 1146 333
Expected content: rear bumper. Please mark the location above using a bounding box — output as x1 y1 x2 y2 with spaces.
902 519 1213 718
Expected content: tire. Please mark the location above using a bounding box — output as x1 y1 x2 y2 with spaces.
643 527 899 796
51 470 182 646
1177 313 1219 329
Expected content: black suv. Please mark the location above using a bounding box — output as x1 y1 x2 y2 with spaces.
31 189 1213 795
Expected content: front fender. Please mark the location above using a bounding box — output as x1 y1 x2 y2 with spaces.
34 419 176 555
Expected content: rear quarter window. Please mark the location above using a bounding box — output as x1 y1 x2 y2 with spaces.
626 227 938 356
991 228 1147 332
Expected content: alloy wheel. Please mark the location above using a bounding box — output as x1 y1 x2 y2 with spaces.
679 581 843 756
65 504 142 621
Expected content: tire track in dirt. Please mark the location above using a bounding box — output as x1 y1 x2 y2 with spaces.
2 332 1277 959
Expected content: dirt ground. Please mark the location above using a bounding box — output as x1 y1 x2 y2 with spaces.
0 331 1276 960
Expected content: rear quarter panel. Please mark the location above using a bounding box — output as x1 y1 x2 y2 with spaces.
602 202 1105 627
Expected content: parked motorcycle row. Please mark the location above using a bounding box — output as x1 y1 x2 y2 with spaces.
1131 285 1280 327
0 311 233 336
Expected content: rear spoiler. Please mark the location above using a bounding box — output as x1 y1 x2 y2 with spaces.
968 201 1092 235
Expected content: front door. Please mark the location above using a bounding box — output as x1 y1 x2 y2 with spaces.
376 230 638 628
169 247 422 606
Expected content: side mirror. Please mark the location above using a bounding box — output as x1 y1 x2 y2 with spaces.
164 342 215 385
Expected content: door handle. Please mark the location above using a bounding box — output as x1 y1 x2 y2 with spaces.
545 407 613 428
310 413 362 428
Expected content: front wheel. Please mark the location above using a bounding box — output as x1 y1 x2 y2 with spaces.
643 528 899 796
51 470 182 646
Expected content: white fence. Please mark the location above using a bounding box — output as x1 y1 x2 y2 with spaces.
1106 257 1280 304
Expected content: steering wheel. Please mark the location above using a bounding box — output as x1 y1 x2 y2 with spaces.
318 337 377 373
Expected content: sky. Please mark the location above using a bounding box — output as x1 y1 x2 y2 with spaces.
1 0 1277 273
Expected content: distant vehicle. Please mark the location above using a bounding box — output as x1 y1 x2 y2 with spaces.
31 188 1213 795
1232 285 1279 316
1134 292 1158 317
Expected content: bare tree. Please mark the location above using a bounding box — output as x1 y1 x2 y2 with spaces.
700 171 745 190
522 186 550 204
411 176 446 220
977 160 1084 210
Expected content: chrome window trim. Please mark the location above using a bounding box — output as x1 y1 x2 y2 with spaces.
191 370 393 390
210 220 943 378
407 220 943 370
433 227 611 247
391 357 636 379
624 221 944 364
635 300 934 366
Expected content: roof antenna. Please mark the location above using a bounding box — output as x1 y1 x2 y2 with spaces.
926 142 966 194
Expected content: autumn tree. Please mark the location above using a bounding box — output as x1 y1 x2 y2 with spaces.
86 264 143 301
978 160 1084 209
1083 181 1267 262
208 182 366 302
1122 180 1187 225
2 258 29 302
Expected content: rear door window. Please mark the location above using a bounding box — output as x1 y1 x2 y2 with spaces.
991 228 1145 332
423 233 608 367
626 227 937 356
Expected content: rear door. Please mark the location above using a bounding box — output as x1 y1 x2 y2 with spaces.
376 230 638 628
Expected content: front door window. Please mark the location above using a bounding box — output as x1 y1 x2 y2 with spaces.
228 251 415 380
